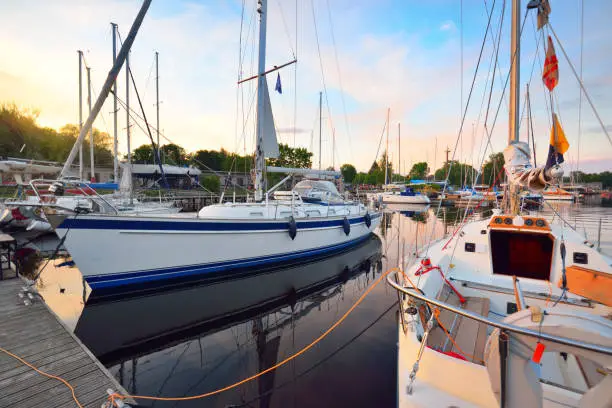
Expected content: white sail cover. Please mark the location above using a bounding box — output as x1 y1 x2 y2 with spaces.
261 79 279 158
119 164 132 195
503 141 551 191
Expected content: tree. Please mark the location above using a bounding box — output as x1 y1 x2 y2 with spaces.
160 143 187 165
266 143 313 169
340 164 357 183
132 144 155 163
434 161 476 187
408 162 429 181
481 152 505 186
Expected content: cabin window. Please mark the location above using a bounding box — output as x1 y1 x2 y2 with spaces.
328 209 336 215
305 210 321 217
249 212 264 217
490 230 554 280
279 211 292 218
573 252 588 264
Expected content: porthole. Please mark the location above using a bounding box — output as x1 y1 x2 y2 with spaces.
536 219 545 227
525 219 534 226
494 217 503 224
504 217 512 225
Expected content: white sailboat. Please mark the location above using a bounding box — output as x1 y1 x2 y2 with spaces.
45 0 380 294
389 1 612 407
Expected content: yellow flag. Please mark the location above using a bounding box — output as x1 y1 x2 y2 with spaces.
549 114 569 154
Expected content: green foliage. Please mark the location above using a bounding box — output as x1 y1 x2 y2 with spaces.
266 143 313 169
569 171 612 189
434 161 477 188
191 148 252 173
340 164 357 183
132 144 154 163
161 143 187 165
200 175 220 192
0 104 113 164
408 162 429 180
481 152 505 186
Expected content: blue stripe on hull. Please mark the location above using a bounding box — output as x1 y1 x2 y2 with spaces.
85 233 375 290
59 213 381 231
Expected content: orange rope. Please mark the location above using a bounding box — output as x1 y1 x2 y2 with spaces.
109 267 404 405
432 309 485 364
0 346 84 408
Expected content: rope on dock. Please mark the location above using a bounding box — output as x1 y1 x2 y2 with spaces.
104 267 403 406
0 346 84 408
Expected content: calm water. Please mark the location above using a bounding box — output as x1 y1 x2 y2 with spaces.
38 199 612 408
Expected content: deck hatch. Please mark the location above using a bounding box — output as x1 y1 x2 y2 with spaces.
490 230 554 280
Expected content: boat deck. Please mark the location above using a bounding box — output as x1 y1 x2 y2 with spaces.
0 277 133 407
427 284 490 364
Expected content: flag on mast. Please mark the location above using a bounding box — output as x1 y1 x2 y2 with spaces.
275 73 282 94
537 0 551 30
542 36 559 91
545 114 569 169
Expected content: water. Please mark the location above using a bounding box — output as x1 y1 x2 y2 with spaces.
36 199 612 408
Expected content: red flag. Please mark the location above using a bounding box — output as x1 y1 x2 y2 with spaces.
542 36 558 91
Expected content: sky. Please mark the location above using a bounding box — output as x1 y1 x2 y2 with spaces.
1 0 611 174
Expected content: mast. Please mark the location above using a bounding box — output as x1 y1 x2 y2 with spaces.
509 0 520 144
318 91 322 171
78 51 83 181
254 0 268 202
87 66 95 182
385 108 390 184
398 122 401 179
126 51 133 204
112 23 119 183
60 0 152 178
332 128 335 170
155 51 160 165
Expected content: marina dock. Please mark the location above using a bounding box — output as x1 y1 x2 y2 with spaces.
0 277 133 407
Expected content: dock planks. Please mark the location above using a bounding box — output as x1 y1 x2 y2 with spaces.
0 278 133 407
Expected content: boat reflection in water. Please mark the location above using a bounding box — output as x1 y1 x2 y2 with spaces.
74 235 383 405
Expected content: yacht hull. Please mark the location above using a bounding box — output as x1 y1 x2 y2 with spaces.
51 212 381 291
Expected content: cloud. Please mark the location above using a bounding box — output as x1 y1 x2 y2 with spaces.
440 20 456 32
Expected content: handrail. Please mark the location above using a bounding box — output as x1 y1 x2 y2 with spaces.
387 274 612 355
28 179 120 215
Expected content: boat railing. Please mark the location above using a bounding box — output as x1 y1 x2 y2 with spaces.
386 271 612 355
27 178 120 215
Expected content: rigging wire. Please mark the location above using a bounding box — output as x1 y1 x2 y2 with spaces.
310 0 335 169
325 0 353 164
424 0 499 257
577 0 584 179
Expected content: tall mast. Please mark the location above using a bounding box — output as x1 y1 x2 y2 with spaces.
318 91 322 171
332 128 335 170
126 52 134 204
112 23 119 183
155 51 160 164
60 0 152 178
385 108 389 184
509 0 520 144
254 0 268 202
398 122 401 179
87 66 95 181
78 51 83 181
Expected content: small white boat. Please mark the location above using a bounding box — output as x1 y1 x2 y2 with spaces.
373 185 431 205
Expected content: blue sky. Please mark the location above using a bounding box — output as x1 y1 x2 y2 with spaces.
0 0 610 173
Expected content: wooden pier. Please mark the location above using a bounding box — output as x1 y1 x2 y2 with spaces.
0 277 133 407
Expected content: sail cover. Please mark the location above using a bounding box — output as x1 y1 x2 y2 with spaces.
119 163 132 195
261 79 280 158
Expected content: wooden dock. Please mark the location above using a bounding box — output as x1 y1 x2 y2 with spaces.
0 277 133 407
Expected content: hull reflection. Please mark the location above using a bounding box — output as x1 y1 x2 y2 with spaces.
75 235 383 366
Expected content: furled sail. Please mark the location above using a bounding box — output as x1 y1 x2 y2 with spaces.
119 163 132 195
261 79 280 159
503 141 552 191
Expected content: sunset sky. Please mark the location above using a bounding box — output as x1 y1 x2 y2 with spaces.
1 0 610 173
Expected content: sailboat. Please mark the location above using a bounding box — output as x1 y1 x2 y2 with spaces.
373 110 431 206
389 1 612 407
44 0 380 294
